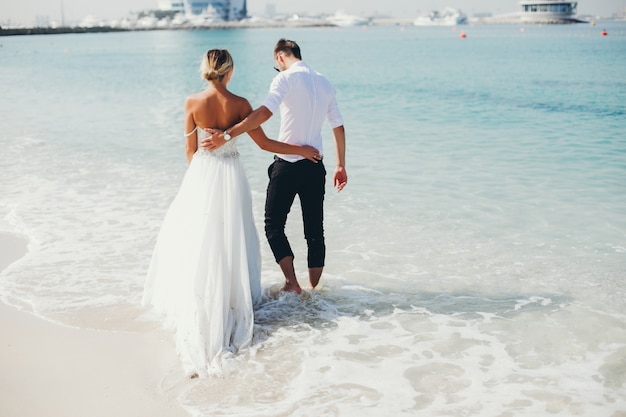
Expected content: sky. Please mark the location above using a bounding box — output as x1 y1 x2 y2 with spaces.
1 0 625 26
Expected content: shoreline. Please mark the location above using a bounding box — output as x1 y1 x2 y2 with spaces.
0 231 188 417
2 15 612 37
0 21 337 37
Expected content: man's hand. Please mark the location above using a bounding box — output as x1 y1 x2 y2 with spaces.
333 166 347 192
199 128 226 151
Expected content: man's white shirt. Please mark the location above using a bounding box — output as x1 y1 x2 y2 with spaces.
261 61 343 163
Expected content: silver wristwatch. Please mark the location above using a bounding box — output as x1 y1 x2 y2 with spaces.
223 130 232 141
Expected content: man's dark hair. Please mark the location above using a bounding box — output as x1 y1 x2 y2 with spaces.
274 39 302 60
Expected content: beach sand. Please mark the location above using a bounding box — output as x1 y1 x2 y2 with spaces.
0 232 188 417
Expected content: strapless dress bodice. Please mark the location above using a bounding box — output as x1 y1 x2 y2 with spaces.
195 128 240 159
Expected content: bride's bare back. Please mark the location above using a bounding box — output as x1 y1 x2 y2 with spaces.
184 85 252 162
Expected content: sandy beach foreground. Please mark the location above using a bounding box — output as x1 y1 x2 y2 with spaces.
0 232 188 417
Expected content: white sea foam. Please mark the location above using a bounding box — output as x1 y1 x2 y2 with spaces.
168 282 626 416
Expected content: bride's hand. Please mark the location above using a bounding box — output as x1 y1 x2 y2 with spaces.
300 145 321 163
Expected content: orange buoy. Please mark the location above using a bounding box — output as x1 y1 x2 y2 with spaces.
460 32 466 38
601 30 607 36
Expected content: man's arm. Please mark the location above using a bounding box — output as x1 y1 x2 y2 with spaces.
332 125 347 192
247 127 320 163
201 106 273 151
230 106 273 138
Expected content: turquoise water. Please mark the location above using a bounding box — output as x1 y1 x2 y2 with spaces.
1 23 625 416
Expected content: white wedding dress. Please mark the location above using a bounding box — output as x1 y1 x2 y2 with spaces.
142 129 262 377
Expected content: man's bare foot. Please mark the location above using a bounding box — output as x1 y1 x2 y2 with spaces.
277 256 301 294
281 281 302 294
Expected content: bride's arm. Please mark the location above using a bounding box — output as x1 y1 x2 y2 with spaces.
184 98 198 164
247 127 319 163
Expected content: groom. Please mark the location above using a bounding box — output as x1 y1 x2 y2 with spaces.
201 38 347 293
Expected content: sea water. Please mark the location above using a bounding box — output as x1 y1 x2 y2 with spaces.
1 22 625 416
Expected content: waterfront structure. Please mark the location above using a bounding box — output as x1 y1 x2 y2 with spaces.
157 0 247 20
519 1 578 23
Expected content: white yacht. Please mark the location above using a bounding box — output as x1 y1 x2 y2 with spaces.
326 11 370 27
519 1 578 23
414 7 467 26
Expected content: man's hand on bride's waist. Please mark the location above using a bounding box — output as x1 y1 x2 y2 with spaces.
200 128 225 151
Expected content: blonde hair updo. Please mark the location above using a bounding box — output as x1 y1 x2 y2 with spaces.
200 49 234 82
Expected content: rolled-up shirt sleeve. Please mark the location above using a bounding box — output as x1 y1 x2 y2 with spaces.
261 75 288 115
326 96 344 129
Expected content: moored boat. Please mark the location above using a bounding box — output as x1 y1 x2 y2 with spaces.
414 7 467 26
326 11 371 27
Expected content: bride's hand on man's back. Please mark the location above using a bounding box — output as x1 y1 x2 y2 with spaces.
301 145 321 163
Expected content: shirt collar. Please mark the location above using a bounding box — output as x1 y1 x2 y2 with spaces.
286 60 307 72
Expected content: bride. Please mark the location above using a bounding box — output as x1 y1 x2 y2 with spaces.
142 49 319 377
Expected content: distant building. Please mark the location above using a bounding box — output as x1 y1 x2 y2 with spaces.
520 1 578 23
157 0 247 20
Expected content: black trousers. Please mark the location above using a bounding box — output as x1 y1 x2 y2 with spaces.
265 156 326 268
